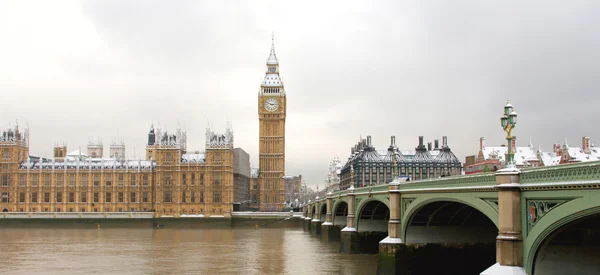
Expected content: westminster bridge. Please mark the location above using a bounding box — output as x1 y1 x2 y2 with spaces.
301 161 600 275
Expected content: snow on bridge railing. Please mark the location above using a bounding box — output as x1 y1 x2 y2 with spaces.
396 173 496 191
520 160 600 184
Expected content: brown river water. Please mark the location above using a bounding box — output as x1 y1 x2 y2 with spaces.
0 220 377 275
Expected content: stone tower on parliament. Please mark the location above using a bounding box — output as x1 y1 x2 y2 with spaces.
257 37 286 211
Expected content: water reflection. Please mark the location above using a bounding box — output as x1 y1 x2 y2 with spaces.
0 227 376 275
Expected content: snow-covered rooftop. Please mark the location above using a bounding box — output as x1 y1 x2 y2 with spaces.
181 153 206 163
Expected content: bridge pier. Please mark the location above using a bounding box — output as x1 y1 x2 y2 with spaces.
378 181 404 275
340 185 360 253
310 198 321 235
304 200 313 232
321 192 335 242
482 168 526 275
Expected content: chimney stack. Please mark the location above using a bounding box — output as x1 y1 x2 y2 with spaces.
479 137 485 151
582 136 591 154
367 136 372 147
434 139 439 150
427 142 432 151
419 136 424 146
391 136 396 146
443 136 448 147
511 136 517 152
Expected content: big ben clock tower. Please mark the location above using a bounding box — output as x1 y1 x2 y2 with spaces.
258 35 286 211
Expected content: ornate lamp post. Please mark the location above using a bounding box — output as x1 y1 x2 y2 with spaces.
500 101 518 168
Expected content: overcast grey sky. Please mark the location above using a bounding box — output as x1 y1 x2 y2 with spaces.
1 1 599 188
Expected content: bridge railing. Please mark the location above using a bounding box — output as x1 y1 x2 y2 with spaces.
396 173 496 192
328 173 497 196
520 160 600 184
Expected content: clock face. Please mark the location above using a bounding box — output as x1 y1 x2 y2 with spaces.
265 97 279 112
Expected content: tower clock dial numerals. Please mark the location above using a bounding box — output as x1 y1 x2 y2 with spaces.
265 97 279 112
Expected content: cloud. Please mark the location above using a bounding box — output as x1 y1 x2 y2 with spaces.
0 0 599 188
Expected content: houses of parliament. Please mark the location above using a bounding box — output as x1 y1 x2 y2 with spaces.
0 39 287 216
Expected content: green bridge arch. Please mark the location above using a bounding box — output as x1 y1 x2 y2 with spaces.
401 193 499 241
523 192 600 274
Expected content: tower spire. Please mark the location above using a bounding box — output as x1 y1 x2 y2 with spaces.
267 32 278 65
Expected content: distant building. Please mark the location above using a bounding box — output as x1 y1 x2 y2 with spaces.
233 148 251 211
464 136 600 175
555 136 600 163
324 156 342 193
249 168 260 210
339 135 462 190
284 175 302 208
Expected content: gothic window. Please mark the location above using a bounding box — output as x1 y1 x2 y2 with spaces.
182 191 186 203
81 192 87 203
166 153 173 163
2 192 9 203
69 192 75 203
200 191 204 203
143 174 149 186
182 174 187 185
130 192 136 203
105 192 111 203
214 173 221 185
191 173 195 185
191 191 195 203
130 174 136 186
31 192 38 203
94 192 99 203
164 191 172 203
81 174 87 187
57 174 63 187
213 191 222 203
143 192 149 203
118 174 124 187
269 67 275 73
19 192 25 203
164 173 172 185
3 149 8 160
118 192 124 203
1 175 9 187
44 192 50 203
19 174 25 187
56 192 62 203
69 174 74 187
105 175 112 187
93 174 100 186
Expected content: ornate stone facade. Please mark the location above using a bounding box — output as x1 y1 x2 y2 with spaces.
257 37 286 211
0 124 237 217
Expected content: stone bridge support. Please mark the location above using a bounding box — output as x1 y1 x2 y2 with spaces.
340 186 359 253
482 168 526 275
377 181 404 275
310 197 321 235
321 192 335 242
304 200 313 232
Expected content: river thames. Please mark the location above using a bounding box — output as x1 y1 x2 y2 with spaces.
0 223 377 275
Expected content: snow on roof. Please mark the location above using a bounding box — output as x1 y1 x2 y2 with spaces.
251 168 259 178
566 146 600 162
262 73 282 87
482 145 539 166
66 149 88 157
539 152 562 166
19 158 155 170
181 153 205 163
